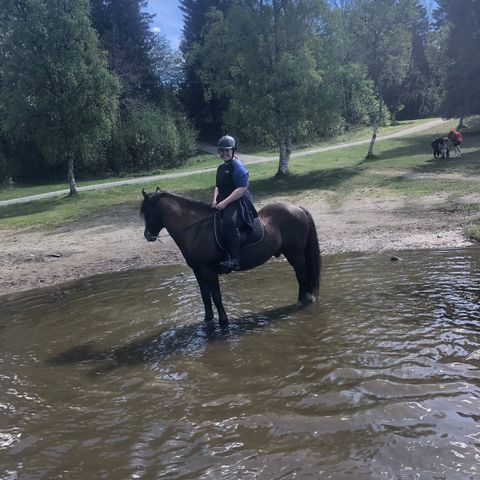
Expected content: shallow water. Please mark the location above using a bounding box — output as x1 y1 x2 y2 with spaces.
1 247 480 479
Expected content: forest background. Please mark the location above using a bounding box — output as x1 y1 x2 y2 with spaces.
0 0 478 194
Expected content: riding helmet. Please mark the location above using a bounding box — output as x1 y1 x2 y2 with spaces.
217 135 236 150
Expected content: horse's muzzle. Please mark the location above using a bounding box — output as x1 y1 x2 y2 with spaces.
144 228 158 242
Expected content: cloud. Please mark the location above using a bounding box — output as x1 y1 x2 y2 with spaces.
145 0 182 50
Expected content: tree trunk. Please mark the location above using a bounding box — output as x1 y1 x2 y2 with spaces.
366 99 383 159
276 129 291 176
457 116 465 130
67 151 78 196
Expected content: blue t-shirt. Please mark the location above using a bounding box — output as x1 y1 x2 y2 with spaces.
231 158 249 188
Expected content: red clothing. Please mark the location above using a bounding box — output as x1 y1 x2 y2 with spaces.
448 131 463 146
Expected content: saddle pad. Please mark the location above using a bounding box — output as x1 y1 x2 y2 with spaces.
214 213 264 251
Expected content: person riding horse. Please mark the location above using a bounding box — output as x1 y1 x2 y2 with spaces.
212 135 257 273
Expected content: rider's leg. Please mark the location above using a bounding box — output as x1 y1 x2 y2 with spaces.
220 204 241 271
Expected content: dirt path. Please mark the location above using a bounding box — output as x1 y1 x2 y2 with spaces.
1 188 477 298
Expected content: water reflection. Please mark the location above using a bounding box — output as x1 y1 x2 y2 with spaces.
1 248 480 479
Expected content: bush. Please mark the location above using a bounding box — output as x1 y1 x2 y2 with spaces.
107 103 197 173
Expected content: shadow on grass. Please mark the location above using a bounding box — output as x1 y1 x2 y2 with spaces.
181 166 363 203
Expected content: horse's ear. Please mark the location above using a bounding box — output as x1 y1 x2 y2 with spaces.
142 188 148 199
156 186 161 193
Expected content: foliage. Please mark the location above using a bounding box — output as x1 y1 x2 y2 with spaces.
179 0 232 137
435 0 480 118
106 102 197 173
90 0 159 112
348 0 418 100
192 0 343 173
0 0 120 190
151 34 184 88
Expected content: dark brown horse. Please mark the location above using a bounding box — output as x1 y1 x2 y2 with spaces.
141 188 320 325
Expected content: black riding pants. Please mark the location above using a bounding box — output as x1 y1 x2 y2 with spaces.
222 202 243 260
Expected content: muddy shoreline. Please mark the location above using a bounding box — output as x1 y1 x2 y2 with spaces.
1 191 477 299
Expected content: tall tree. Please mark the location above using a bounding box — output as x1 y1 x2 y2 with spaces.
348 0 417 157
435 0 480 119
400 4 432 118
90 0 158 115
194 0 339 174
179 0 232 137
0 0 120 194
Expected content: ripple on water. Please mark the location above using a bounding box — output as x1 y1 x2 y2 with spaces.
0 248 480 478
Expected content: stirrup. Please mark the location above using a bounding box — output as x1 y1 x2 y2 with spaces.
219 258 240 273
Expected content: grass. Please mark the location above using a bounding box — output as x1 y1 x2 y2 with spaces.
0 152 218 202
1 117 480 241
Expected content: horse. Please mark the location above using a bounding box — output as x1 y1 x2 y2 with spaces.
141 188 321 325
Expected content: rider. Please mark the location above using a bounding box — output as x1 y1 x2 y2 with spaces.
212 135 256 273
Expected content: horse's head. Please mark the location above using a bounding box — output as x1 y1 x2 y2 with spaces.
141 187 164 242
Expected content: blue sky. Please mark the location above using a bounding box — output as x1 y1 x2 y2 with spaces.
145 0 183 49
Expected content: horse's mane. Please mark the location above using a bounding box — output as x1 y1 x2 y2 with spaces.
141 190 212 217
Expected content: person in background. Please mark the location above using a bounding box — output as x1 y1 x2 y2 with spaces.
212 135 257 273
447 130 463 159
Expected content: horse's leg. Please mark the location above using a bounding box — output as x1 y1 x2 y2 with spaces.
193 269 214 323
209 273 229 326
283 250 309 306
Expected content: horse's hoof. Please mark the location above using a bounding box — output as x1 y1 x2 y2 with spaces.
219 317 229 327
297 294 315 308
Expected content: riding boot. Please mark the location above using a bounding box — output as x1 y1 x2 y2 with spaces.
228 227 241 270
219 228 241 272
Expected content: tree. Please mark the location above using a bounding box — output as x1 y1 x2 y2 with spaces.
193 0 338 175
435 0 480 119
388 3 444 120
328 2 378 130
179 0 232 137
348 0 417 157
90 0 158 115
0 0 120 194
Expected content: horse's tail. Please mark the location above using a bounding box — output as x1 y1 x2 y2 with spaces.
301 207 321 298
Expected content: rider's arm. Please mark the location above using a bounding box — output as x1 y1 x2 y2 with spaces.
220 187 247 208
212 186 219 207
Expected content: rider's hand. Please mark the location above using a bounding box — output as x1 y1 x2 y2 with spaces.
216 201 227 210
211 200 218 208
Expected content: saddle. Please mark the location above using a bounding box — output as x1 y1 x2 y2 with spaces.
214 212 264 251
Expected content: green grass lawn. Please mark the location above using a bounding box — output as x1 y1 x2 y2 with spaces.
1 117 479 240
0 117 441 202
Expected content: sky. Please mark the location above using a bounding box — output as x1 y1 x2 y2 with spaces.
145 0 183 50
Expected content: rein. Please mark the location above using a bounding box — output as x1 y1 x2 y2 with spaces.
156 214 214 241
172 215 214 236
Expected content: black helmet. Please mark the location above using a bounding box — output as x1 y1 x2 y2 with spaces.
217 135 236 150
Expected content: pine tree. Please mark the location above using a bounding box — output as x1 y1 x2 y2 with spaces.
179 0 232 137
90 0 158 115
436 0 480 118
